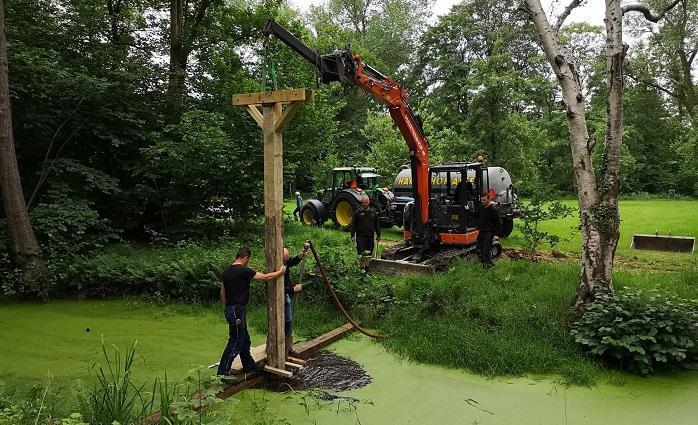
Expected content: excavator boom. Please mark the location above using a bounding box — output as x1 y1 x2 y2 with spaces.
263 19 431 233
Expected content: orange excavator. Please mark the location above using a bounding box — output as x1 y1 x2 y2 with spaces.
264 19 509 272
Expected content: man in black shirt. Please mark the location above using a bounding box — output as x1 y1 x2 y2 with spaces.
476 193 503 268
216 246 285 377
282 243 308 356
350 196 381 259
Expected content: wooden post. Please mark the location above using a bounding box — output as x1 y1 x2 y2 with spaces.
232 89 313 370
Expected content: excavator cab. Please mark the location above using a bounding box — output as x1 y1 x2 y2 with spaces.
427 162 489 237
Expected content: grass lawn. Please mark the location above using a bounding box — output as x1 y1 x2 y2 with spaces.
287 197 697 269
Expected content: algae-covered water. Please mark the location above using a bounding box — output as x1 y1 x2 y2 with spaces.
2 299 696 424
229 336 698 425
0 299 255 385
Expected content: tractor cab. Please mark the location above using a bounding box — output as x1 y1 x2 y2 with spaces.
320 167 380 203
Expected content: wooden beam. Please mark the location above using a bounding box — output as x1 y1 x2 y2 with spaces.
232 89 314 106
285 361 303 371
286 356 306 365
246 105 263 128
263 101 286 370
216 375 264 399
293 323 355 359
263 365 294 378
274 102 302 133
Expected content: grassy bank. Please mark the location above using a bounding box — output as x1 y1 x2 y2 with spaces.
377 259 697 385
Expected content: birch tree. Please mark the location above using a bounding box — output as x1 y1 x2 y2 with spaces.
524 0 681 317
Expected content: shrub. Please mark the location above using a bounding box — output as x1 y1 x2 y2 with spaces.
570 290 698 375
516 195 574 255
66 242 230 300
0 377 67 425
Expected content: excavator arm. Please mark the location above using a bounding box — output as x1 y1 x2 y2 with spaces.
263 19 430 230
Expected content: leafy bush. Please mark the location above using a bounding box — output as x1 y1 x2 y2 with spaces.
570 290 698 374
516 192 574 255
66 242 231 300
31 198 121 257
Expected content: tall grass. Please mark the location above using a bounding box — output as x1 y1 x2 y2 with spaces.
369 258 698 385
80 338 154 425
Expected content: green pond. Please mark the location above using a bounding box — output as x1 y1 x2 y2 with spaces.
228 336 698 425
1 299 696 424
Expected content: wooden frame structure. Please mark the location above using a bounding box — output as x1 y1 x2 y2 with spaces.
232 88 314 371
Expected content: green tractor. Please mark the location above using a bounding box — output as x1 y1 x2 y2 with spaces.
300 167 396 229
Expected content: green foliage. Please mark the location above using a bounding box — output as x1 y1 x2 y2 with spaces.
516 192 575 255
142 110 263 223
66 242 232 300
0 377 61 425
80 339 154 425
570 291 698 375
409 0 554 190
363 111 407 178
31 198 121 257
165 367 236 425
60 413 90 425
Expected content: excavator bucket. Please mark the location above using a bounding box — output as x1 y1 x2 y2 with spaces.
367 258 436 275
631 233 695 254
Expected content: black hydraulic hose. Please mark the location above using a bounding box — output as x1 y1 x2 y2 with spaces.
306 240 389 339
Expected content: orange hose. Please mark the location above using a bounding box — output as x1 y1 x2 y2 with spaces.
307 240 389 339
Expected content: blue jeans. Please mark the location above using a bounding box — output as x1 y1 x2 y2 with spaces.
284 294 293 336
217 304 256 375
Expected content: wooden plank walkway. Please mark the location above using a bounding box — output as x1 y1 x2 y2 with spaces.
144 323 355 422
216 323 354 398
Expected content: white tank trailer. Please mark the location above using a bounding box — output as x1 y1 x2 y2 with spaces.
391 164 520 237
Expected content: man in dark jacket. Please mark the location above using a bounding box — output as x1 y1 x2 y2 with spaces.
350 196 381 258
477 193 503 268
217 247 285 377
282 243 308 356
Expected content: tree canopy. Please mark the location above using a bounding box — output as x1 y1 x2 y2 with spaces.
0 0 695 264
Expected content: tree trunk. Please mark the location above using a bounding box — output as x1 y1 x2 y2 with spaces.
167 0 186 124
526 0 616 317
0 0 46 291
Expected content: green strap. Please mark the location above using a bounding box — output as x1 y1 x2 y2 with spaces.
260 40 278 92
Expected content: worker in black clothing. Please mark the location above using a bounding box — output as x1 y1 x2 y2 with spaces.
282 243 308 357
350 196 381 258
476 193 502 268
217 246 285 377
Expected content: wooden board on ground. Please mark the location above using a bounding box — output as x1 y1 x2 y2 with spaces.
293 322 355 359
367 258 435 276
285 361 303 371
286 356 306 365
263 365 294 378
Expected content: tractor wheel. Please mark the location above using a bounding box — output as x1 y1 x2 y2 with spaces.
300 204 320 226
499 218 514 237
332 193 360 229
